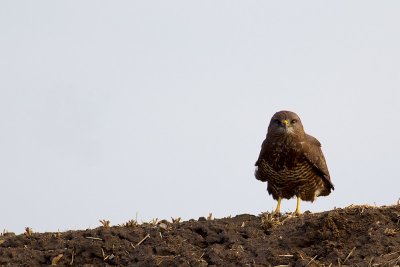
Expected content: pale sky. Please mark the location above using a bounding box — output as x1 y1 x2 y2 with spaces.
1 1 399 233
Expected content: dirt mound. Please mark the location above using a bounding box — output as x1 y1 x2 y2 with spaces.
1 205 399 266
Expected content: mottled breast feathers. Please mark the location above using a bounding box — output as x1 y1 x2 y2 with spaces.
255 110 334 203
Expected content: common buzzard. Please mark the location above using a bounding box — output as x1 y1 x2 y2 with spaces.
255 111 334 215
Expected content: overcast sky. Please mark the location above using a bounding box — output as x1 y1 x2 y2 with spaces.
1 1 399 233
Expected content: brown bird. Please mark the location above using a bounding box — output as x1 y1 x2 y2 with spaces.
255 110 334 215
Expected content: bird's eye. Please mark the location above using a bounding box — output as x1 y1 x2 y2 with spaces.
273 119 281 125
291 119 297 124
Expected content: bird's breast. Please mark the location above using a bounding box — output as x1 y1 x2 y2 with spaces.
267 141 303 171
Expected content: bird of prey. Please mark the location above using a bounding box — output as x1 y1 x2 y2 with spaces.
255 110 334 215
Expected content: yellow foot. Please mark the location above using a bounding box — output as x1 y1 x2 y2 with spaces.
294 196 301 215
274 196 282 214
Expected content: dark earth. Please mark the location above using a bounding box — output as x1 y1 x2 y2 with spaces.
1 205 399 266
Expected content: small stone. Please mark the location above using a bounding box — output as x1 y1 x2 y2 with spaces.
159 223 168 230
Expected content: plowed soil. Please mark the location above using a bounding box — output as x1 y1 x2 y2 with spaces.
1 205 399 266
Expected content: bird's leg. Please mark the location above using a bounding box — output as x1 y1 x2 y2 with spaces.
294 196 301 215
274 196 282 214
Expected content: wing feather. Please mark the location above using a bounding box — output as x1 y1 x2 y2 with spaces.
254 138 268 181
255 138 268 167
303 134 334 190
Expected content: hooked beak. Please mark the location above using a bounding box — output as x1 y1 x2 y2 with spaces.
281 119 292 133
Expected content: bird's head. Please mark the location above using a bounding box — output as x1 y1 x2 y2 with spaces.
267 110 304 137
